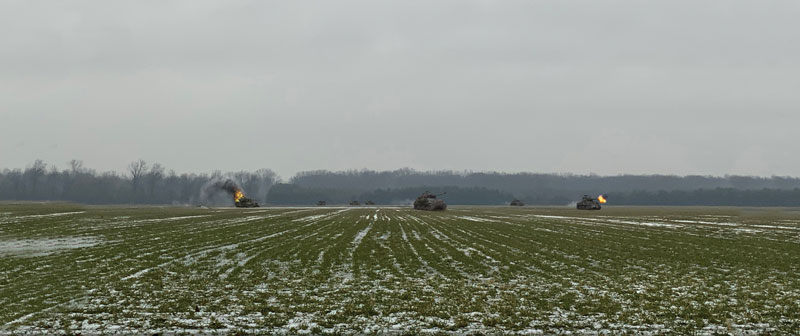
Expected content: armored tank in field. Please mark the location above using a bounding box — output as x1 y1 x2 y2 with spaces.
576 195 602 210
510 199 524 206
317 200 327 206
365 200 376 205
349 201 360 206
235 197 259 208
414 191 447 211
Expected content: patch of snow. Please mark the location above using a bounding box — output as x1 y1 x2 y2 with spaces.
14 211 86 219
0 236 100 257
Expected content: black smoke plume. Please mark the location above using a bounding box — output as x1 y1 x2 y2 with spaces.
213 179 241 195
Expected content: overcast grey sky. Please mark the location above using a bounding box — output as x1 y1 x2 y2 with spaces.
1 0 798 178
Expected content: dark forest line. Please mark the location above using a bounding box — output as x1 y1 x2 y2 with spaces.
290 168 800 193
0 160 278 205
2 161 800 206
267 184 800 207
265 184 516 205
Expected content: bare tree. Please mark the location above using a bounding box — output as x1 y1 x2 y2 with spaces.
147 163 165 200
68 159 84 175
128 159 147 196
25 159 47 197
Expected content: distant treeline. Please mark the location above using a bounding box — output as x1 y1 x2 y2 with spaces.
288 169 800 206
0 160 277 205
2 162 800 206
611 188 800 207
265 184 800 207
266 184 515 205
291 168 800 193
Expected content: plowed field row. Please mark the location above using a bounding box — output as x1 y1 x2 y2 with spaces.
1 204 799 334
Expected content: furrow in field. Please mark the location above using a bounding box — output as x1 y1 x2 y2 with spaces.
403 214 477 278
4 205 800 334
395 215 442 278
416 215 506 276
1 208 319 326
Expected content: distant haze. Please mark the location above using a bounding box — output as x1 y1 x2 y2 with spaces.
1 1 799 178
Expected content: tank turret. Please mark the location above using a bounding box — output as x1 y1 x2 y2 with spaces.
235 197 259 208
231 188 259 208
576 195 602 210
510 199 524 206
413 191 447 211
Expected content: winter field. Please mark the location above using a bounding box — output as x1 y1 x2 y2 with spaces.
1 204 799 335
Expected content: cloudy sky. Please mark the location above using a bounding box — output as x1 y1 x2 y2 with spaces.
1 0 798 178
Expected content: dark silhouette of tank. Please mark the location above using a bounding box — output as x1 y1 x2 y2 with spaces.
510 199 524 206
365 201 376 205
317 200 326 206
349 201 360 206
576 195 601 210
235 197 259 208
414 191 447 211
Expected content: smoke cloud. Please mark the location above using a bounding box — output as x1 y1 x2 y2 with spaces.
199 178 242 206
213 179 241 195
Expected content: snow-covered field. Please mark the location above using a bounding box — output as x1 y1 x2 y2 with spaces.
1 204 799 334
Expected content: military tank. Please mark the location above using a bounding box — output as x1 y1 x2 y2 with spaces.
317 200 327 206
413 191 447 211
510 199 524 206
576 195 602 210
365 200 376 205
349 201 360 206
235 197 259 208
